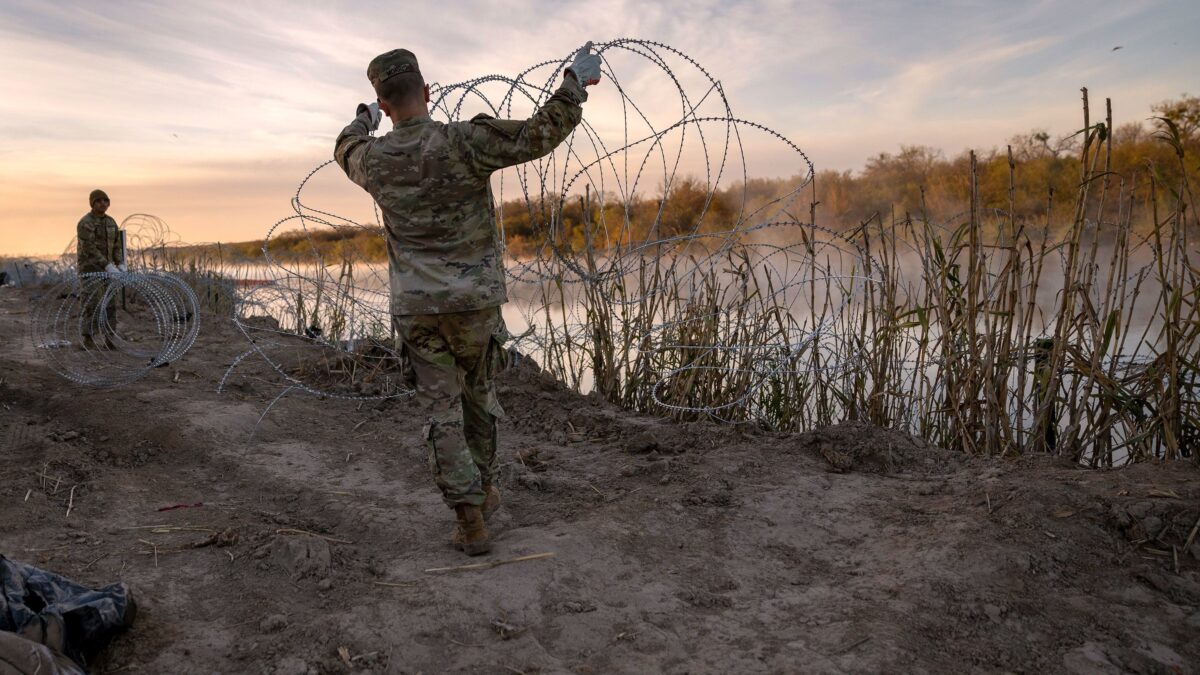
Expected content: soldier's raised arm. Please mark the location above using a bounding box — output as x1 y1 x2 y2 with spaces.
452 42 602 175
334 102 383 190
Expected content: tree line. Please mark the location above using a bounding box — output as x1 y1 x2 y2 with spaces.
195 93 1199 263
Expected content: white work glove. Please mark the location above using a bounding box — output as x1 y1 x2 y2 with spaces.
566 41 602 87
356 102 382 132
118 263 128 273
104 263 119 274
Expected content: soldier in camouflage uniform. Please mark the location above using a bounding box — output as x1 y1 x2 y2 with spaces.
76 189 125 350
335 45 602 555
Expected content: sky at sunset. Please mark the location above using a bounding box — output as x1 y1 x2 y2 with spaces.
1 0 1197 255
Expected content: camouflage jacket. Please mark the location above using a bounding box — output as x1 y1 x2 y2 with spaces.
334 77 587 315
76 212 123 273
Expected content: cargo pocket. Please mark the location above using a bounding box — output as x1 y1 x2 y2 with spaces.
482 382 505 419
483 327 509 419
488 324 511 377
423 421 439 478
398 343 417 390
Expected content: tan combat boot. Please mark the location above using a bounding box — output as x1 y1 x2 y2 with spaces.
451 504 491 556
482 484 502 520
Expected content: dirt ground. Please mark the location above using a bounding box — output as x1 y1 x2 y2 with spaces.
2 285 1199 675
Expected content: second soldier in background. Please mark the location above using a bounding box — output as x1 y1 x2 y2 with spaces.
76 189 126 350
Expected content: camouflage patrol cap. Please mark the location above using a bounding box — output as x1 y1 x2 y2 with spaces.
368 49 421 88
89 189 109 206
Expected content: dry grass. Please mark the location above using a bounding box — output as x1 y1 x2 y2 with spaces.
531 90 1198 465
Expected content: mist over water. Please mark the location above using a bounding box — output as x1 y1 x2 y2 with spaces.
227 227 1181 463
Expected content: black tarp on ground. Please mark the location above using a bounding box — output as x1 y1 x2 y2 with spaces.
0 555 136 674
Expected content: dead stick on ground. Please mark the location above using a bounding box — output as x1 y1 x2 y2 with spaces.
275 528 353 544
151 526 218 534
138 539 159 568
135 545 213 556
447 638 485 648
1183 514 1200 554
1148 489 1181 499
835 635 871 655
605 487 643 504
121 524 215 532
372 580 417 588
425 552 556 574
66 485 77 518
83 553 107 571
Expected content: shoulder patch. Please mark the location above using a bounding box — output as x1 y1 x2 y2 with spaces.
470 115 525 141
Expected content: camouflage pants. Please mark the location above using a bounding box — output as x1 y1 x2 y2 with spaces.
79 275 117 338
394 307 508 508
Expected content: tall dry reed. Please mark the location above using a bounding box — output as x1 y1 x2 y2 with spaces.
531 90 1198 464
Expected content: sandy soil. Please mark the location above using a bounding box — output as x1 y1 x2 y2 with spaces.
2 285 1199 674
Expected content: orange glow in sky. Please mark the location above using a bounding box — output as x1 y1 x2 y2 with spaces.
2 0 1197 255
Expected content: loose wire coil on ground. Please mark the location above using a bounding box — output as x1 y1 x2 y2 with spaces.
31 271 200 388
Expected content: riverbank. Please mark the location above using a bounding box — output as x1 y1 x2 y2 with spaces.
1 285 1198 673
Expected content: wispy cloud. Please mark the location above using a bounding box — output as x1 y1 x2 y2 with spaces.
1 0 1196 254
